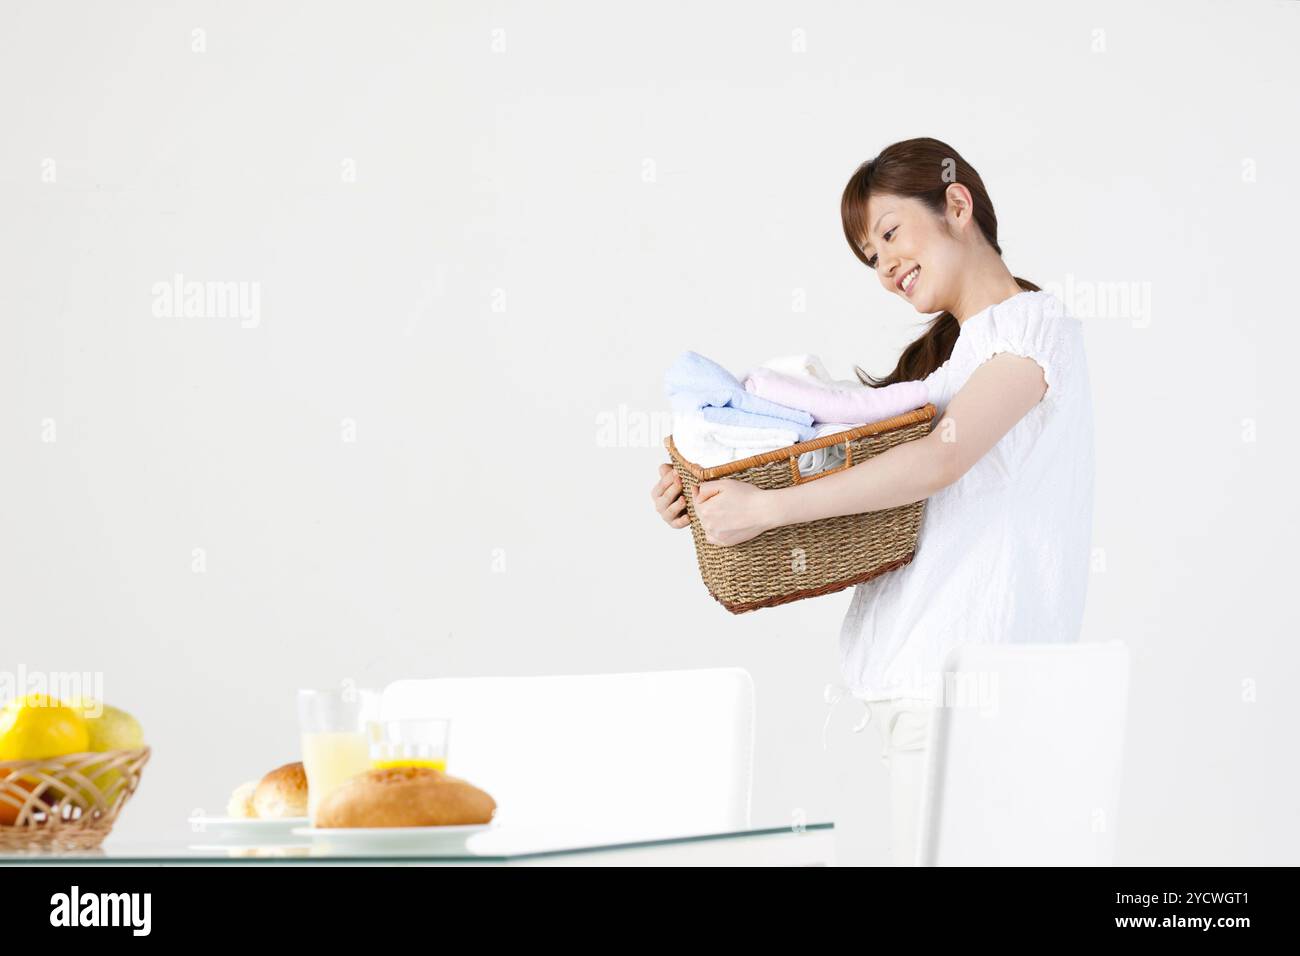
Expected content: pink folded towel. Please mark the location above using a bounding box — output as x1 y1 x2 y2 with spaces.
743 367 928 425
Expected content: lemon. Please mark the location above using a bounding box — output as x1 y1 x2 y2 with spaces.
0 694 90 762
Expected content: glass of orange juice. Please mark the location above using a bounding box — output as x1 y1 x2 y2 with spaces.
298 687 380 824
368 718 450 772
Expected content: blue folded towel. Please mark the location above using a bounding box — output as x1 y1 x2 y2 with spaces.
665 351 817 440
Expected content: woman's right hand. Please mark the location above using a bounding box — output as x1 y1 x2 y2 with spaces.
651 463 690 529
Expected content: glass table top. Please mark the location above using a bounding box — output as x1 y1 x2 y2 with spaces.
0 822 835 864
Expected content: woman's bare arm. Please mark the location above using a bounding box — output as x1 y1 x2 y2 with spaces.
765 352 1048 526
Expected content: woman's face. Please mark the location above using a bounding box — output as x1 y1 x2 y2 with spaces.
858 191 967 314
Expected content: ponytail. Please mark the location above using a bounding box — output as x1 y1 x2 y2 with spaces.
854 277 1040 387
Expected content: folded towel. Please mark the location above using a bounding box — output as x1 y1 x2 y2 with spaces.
670 410 803 468
753 353 862 389
665 351 815 432
797 422 856 476
694 404 818 442
744 367 928 425
670 411 857 476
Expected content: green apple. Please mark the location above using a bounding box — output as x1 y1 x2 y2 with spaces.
73 701 144 752
67 700 145 803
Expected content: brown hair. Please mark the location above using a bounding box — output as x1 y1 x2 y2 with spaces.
841 137 1039 387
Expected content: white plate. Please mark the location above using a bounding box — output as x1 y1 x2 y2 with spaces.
187 816 311 842
291 822 493 849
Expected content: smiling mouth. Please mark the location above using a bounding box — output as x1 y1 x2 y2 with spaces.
899 265 920 296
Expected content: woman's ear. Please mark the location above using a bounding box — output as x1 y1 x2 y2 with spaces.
944 182 975 230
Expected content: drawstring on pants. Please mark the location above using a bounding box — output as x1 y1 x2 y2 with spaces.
822 683 873 751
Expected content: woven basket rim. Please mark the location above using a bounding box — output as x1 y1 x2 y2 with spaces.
664 403 936 480
0 746 151 770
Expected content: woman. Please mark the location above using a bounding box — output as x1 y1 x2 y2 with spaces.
649 138 1095 865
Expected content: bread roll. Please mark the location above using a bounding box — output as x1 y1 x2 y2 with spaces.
315 766 496 828
226 779 259 818
252 761 309 818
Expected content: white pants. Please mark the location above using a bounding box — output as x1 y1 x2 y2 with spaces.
864 697 936 866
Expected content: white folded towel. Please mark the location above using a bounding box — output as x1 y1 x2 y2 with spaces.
670 410 801 468
671 411 857 477
796 422 856 476
751 353 862 389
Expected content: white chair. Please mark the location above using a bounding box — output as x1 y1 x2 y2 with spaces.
381 667 755 839
917 640 1130 866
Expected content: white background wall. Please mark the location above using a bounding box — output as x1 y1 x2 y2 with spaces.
1 0 1295 864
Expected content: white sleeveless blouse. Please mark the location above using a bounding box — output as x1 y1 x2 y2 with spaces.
839 290 1096 703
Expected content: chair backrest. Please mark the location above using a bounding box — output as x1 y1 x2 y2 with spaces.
918 641 1130 866
381 668 755 839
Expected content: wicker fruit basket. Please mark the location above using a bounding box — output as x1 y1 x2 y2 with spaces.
0 747 151 851
665 404 935 614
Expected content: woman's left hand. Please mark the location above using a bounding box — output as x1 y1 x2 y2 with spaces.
693 478 779 546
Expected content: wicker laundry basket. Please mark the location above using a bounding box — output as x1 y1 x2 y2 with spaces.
665 404 935 614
